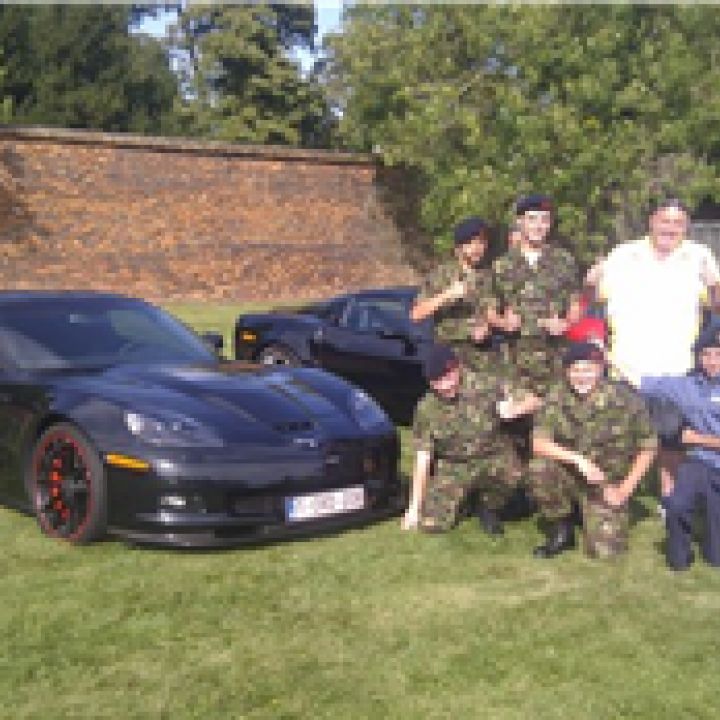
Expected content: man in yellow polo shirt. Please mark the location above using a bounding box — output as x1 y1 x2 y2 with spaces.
586 195 720 498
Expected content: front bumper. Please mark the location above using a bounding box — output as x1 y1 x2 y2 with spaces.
110 504 403 549
104 434 402 548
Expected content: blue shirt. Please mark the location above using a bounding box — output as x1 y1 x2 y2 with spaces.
641 372 720 470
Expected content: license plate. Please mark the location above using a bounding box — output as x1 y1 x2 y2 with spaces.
285 486 365 522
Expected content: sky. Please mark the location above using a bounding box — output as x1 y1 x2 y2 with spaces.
139 2 344 73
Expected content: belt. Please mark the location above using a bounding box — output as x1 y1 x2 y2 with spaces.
436 453 483 463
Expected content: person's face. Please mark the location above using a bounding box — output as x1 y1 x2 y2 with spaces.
566 359 603 396
649 206 688 254
430 363 462 399
455 232 488 269
700 346 720 378
518 210 552 247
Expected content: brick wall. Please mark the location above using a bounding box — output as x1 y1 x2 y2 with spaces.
0 127 421 302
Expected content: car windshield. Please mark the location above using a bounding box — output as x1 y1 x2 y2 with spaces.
0 297 217 371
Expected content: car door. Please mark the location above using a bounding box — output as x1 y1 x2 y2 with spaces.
315 294 425 417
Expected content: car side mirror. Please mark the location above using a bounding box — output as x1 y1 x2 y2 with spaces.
201 332 224 354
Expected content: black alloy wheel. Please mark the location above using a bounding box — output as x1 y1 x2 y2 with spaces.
28 423 107 544
257 343 301 366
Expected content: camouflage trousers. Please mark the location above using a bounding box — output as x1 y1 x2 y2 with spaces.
503 336 563 397
529 457 629 558
420 444 523 533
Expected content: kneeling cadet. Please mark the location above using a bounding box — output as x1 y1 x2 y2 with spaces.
529 342 658 558
402 344 536 534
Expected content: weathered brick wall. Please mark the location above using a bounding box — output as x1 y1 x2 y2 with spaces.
0 127 420 301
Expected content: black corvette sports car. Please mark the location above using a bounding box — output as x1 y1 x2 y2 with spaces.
0 292 401 548
235 287 433 422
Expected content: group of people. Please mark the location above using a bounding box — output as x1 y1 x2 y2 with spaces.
401 192 720 570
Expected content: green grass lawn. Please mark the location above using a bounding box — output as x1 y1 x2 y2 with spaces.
2 304 720 719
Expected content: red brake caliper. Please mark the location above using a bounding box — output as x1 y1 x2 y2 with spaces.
50 455 69 520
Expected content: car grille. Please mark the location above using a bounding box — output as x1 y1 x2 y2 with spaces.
323 437 396 488
225 435 398 518
230 493 283 520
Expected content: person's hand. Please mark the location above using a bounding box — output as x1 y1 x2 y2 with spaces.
575 456 606 485
401 507 420 530
585 260 603 288
504 307 521 332
538 315 568 336
445 279 467 301
470 318 490 342
496 399 516 420
603 485 628 508
700 252 720 288
497 394 542 420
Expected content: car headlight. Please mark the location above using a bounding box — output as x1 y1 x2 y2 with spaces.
124 411 224 448
349 390 390 430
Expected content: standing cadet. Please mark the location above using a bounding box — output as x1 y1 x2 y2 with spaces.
410 217 495 371
401 344 529 534
640 319 720 571
528 342 657 558
489 194 582 396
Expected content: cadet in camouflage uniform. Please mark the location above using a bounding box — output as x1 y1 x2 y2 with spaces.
401 345 524 535
529 342 657 559
489 194 582 396
410 217 496 372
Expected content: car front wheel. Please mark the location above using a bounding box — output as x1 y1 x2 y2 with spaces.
27 423 107 544
257 343 301 366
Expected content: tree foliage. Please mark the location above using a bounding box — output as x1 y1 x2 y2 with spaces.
170 3 334 147
326 4 720 262
0 4 179 134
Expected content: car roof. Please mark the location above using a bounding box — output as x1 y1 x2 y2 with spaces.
329 286 419 303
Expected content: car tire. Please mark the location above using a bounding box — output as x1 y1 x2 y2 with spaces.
27 423 107 544
257 343 301 366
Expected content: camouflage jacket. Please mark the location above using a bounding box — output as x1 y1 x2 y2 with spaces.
415 261 494 343
492 246 579 337
533 380 658 483
413 368 509 459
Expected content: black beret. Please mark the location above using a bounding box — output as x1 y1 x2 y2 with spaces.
453 216 488 247
423 344 459 381
562 341 606 368
515 194 553 216
694 319 720 354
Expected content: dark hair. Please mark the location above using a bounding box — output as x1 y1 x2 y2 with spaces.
648 194 690 216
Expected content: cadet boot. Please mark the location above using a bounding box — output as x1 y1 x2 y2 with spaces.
533 517 575 558
477 506 504 536
667 549 695 572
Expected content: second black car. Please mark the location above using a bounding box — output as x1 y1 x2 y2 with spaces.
235 287 431 423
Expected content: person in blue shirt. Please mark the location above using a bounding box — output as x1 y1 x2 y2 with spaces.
641 318 720 570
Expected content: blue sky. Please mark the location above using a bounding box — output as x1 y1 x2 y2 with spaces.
139 2 344 73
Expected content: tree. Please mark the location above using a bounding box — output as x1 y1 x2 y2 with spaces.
170 3 334 147
325 4 720 263
0 48 11 122
0 4 179 134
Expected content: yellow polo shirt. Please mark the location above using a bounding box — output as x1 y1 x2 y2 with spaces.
600 236 719 386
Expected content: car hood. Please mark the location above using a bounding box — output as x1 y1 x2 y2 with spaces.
47 362 363 445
